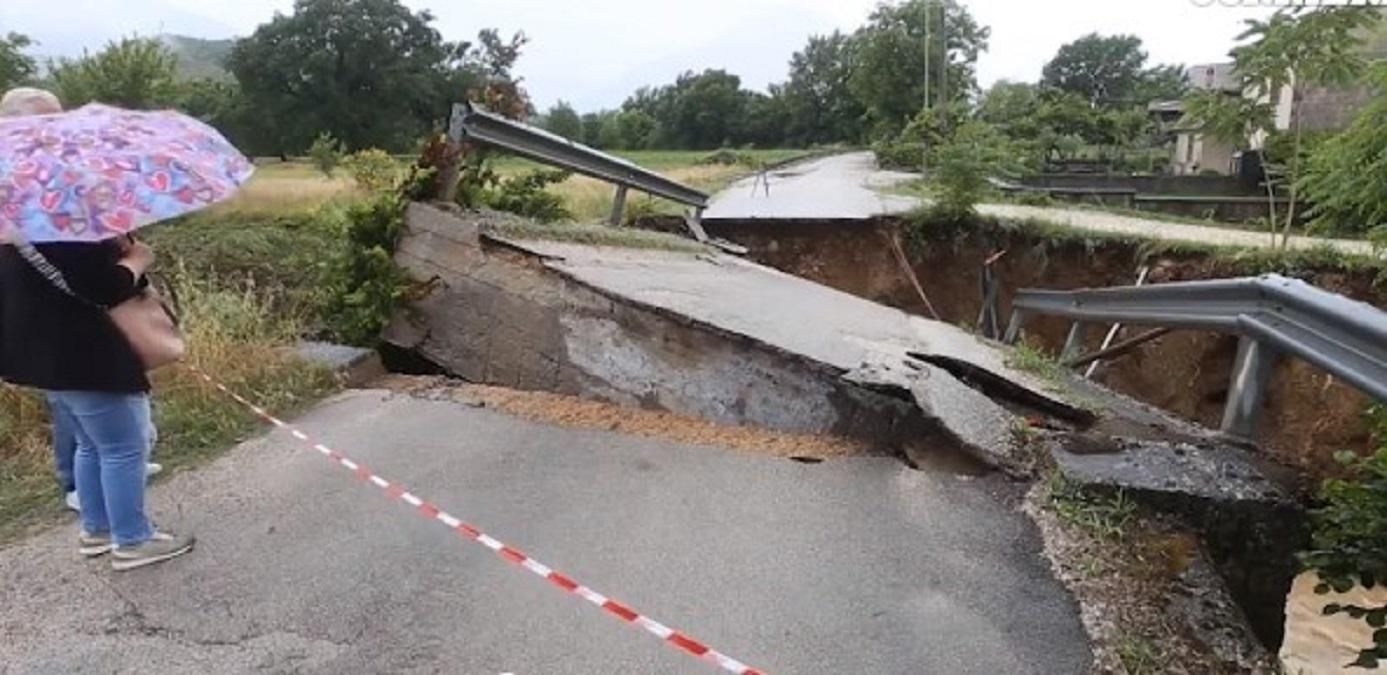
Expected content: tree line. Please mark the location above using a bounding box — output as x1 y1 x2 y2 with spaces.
0 0 530 158
532 1 1191 162
2 0 1185 159
535 0 992 151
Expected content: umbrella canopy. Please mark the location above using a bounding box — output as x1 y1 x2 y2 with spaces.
0 103 254 243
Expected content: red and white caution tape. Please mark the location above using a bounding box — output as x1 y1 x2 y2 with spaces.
187 365 765 675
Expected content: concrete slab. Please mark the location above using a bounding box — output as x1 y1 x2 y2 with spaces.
513 240 1072 416
0 389 1090 674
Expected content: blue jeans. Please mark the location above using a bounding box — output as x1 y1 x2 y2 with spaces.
46 391 155 546
50 398 156 496
50 399 78 494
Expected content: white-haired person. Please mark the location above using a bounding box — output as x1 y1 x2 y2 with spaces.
0 89 172 567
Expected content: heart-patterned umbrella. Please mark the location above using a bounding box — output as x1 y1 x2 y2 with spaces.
0 103 254 243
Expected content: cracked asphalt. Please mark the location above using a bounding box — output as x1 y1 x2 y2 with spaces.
0 388 1089 674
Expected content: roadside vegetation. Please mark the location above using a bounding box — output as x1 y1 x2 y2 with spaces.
1300 408 1387 667
1033 474 1278 673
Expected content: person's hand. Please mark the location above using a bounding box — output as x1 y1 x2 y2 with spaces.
117 241 155 277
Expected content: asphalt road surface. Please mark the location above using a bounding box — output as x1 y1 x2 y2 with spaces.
0 388 1090 674
706 151 1373 256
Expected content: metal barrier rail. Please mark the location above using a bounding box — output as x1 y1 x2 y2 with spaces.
448 102 709 226
1004 274 1387 438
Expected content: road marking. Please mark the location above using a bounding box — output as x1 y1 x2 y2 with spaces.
188 365 765 674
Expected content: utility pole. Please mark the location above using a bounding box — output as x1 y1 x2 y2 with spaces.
938 1 946 133
922 0 930 177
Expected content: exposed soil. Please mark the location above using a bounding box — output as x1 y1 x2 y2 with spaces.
1024 482 1278 675
697 217 1384 483
376 374 869 459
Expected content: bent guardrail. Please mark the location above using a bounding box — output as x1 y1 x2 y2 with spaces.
1004 274 1387 438
447 101 709 228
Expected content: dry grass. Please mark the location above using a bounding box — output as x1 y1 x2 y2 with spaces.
208 162 359 217
543 164 746 223
495 150 809 223
0 223 339 546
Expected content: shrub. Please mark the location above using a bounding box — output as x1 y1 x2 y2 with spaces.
698 148 759 167
341 148 400 193
872 102 971 171
308 132 344 178
1301 407 1387 668
453 157 572 224
486 170 573 223
1016 191 1056 207
319 194 409 345
1300 66 1387 237
928 119 1019 222
872 139 923 171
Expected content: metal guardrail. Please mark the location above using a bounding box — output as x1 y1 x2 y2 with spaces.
1004 274 1387 438
448 102 710 225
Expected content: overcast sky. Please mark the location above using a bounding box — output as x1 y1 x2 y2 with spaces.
2 0 1275 111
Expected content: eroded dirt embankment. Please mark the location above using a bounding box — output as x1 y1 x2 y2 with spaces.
683 216 1385 483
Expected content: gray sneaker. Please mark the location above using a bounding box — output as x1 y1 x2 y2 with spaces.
78 531 113 557
111 531 195 571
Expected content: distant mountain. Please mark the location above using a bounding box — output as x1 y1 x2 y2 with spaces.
160 34 235 82
4 0 236 60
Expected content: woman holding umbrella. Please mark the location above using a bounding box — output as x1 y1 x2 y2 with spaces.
0 89 254 570
0 88 163 516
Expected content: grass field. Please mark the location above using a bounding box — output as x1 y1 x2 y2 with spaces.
236 149 809 222
490 148 811 222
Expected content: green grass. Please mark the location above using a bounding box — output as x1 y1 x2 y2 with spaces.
907 209 1387 282
1115 635 1162 675
1006 342 1069 383
1047 473 1138 542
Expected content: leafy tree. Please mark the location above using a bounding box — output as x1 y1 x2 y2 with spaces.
741 90 793 148
781 31 864 145
667 69 748 149
0 32 38 91
622 69 757 149
227 0 478 154
613 109 656 149
465 29 533 121
1042 33 1150 107
978 81 1039 131
849 0 990 139
597 114 623 149
580 112 604 147
1300 65 1387 235
543 100 583 141
1185 7 1376 247
1136 63 1190 103
49 37 178 109
308 132 345 177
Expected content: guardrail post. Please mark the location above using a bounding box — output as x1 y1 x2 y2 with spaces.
1221 337 1279 439
440 103 468 204
1002 309 1024 344
609 185 629 226
1061 321 1087 361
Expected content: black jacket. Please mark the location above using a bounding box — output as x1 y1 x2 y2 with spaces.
0 241 149 393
